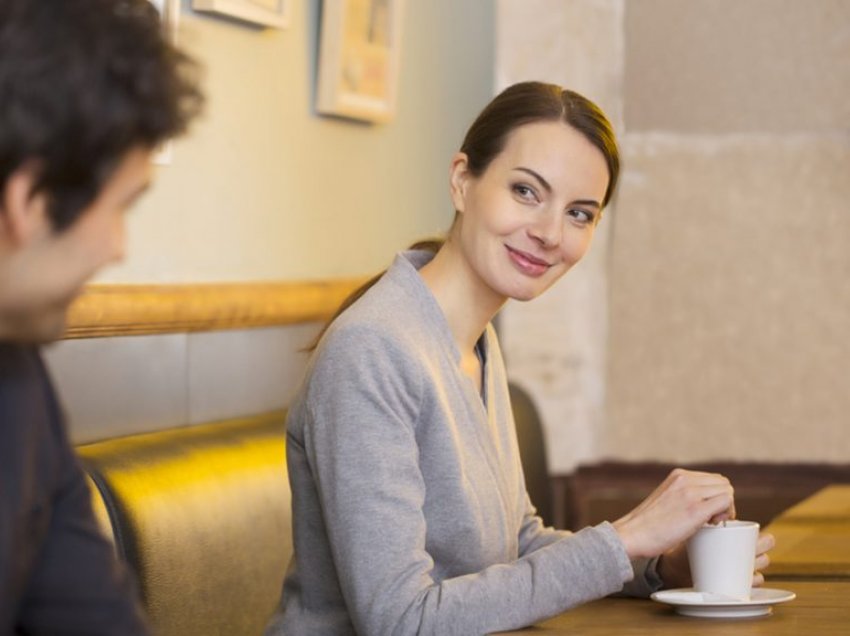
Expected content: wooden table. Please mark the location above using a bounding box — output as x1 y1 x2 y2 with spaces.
765 521 850 579
770 485 850 524
494 580 849 635
765 485 850 579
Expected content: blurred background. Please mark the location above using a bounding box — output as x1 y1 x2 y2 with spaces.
48 0 849 529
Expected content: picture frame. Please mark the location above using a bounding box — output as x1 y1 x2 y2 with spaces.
316 0 405 123
149 0 179 43
192 0 291 29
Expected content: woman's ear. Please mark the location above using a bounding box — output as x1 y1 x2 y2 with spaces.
0 162 49 247
448 152 471 214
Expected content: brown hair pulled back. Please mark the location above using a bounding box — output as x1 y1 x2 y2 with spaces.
461 81 619 206
307 82 619 351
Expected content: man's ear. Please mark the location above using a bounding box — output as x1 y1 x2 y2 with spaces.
0 163 49 247
448 152 472 214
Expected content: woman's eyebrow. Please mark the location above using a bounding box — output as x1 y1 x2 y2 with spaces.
514 166 601 209
572 199 601 210
513 166 551 193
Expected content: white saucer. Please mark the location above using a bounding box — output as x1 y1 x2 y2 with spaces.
650 587 796 618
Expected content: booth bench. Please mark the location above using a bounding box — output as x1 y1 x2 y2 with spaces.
79 411 291 636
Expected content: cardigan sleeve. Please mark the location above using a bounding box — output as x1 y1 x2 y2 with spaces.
517 492 571 555
514 473 663 598
301 325 635 636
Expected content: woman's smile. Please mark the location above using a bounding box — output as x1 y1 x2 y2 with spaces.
504 244 552 277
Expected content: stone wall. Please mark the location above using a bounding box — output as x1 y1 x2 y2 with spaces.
497 0 626 472
606 0 850 463
496 0 850 471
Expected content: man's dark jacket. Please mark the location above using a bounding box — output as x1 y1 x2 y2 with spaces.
0 343 148 635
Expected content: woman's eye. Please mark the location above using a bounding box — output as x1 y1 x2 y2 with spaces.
512 184 537 201
568 208 594 224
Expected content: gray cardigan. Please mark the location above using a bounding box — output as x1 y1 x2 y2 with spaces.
265 251 661 636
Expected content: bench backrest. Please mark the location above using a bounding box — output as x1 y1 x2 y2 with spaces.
78 412 291 636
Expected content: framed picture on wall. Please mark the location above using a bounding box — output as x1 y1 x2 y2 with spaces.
149 0 179 42
192 0 291 28
316 0 405 123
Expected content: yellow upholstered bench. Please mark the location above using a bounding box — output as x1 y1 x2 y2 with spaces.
78 411 291 636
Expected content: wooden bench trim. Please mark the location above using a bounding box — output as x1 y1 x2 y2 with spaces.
62 279 365 339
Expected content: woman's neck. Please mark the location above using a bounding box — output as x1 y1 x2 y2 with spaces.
418 240 506 357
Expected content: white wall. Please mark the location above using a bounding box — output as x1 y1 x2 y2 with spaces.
99 0 495 283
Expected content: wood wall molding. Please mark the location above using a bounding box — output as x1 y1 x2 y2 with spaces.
62 279 366 339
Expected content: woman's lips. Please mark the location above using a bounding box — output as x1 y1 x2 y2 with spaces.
505 245 551 277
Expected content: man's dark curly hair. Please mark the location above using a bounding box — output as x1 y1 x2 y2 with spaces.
0 0 204 230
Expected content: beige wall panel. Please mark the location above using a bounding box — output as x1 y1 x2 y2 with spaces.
45 335 188 444
496 0 624 472
50 325 319 443
496 0 624 125
624 0 850 133
606 134 850 463
187 324 318 424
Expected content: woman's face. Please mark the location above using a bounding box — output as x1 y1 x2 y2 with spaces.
449 120 610 304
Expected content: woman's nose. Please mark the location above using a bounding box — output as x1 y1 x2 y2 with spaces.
528 211 561 248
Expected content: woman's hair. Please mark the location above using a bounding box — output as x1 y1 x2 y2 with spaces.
461 81 619 207
306 81 619 351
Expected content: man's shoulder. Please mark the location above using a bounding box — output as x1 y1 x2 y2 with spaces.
0 341 37 373
0 343 63 449
0 342 54 406
1 342 46 408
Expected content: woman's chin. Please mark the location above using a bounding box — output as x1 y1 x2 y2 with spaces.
506 284 546 303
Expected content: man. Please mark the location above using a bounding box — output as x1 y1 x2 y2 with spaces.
0 0 202 632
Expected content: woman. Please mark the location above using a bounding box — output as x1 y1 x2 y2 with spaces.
265 82 772 635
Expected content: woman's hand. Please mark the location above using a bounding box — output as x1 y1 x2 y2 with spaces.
656 543 690 589
655 531 776 589
612 468 735 560
751 532 775 587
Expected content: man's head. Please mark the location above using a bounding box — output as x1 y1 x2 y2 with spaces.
0 0 203 341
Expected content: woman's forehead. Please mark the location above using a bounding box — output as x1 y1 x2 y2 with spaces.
500 121 589 156
492 121 608 187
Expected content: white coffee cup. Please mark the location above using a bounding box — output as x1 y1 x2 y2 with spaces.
686 520 759 601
